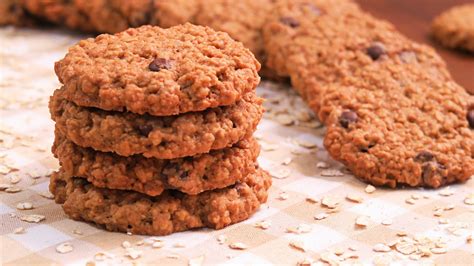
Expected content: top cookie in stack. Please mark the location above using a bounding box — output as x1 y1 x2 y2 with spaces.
48 23 271 236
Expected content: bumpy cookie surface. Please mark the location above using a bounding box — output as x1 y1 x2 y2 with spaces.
50 167 271 236
55 24 260 116
50 88 263 159
195 0 278 78
321 63 474 188
263 0 474 187
53 131 260 196
0 0 37 26
432 4 474 52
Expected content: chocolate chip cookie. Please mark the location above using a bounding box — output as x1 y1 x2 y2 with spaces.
53 131 260 196
54 24 261 116
50 167 271 236
50 88 263 159
263 0 474 187
432 4 474 52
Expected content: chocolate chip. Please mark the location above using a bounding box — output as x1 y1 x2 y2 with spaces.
414 151 434 162
339 110 358 128
137 124 153 136
280 17 300 28
367 42 386 60
148 58 172 72
421 162 443 188
467 109 474 129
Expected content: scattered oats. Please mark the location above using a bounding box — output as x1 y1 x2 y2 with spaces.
173 243 185 248
438 187 454 197
373 243 391 252
0 165 11 174
395 242 416 255
316 162 329 169
275 113 294 126
365 185 376 194
14 227 25 234
342 252 359 260
0 183 12 190
167 254 179 259
289 240 306 252
348 246 358 251
254 220 271 230
306 196 319 204
346 194 363 203
121 241 132 248
321 196 340 209
320 252 339 265
217 235 227 245
5 186 21 193
72 228 83 235
464 194 474 205
278 192 289 200
152 241 164 249
281 157 292 165
433 209 443 217
355 216 370 227
16 202 33 210
56 242 73 254
260 141 278 151
430 247 447 254
438 218 449 224
320 169 344 177
39 191 54 199
444 204 455 210
296 138 318 149
333 247 344 256
373 254 392 266
397 231 408 236
314 212 329 220
188 255 205 266
20 214 45 223
297 257 315 266
229 242 247 250
381 219 393 226
94 252 107 261
326 207 341 214
409 254 421 261
405 198 416 205
9 175 21 184
435 242 447 249
411 194 421 200
270 167 291 179
287 224 312 234
125 248 142 260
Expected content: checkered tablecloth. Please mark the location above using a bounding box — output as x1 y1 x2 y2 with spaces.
1 27 473 266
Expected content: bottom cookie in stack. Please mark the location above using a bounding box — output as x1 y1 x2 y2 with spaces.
50 166 271 236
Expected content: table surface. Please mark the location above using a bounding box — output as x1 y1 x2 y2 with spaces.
357 0 474 94
0 5 473 266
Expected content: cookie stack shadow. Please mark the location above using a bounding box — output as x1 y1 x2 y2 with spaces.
47 24 271 236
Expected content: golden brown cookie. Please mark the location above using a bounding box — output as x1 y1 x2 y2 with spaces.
53 131 260 196
50 166 271 236
54 24 261 116
432 4 474 52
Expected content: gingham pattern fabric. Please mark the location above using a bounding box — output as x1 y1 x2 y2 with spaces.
1 27 473 266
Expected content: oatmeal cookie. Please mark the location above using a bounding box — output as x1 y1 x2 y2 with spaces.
50 88 263 159
54 24 260 116
263 0 473 187
432 4 474 52
53 131 260 196
50 167 271 236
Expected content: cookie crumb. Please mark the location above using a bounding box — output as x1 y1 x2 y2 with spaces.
56 242 74 254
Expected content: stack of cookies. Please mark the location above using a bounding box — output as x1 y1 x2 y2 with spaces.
48 23 271 235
